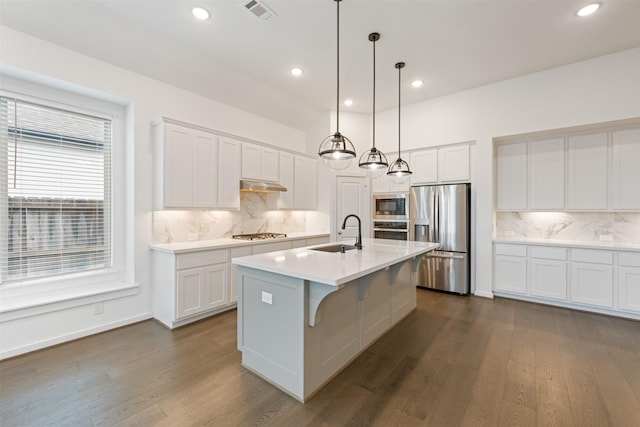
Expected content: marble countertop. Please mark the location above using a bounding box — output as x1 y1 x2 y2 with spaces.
150 232 330 254
232 238 440 286
493 238 640 252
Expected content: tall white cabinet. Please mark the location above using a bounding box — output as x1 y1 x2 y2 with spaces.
495 142 527 210
611 128 640 209
567 133 608 210
529 138 564 210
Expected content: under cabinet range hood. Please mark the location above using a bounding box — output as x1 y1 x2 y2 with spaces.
240 179 287 192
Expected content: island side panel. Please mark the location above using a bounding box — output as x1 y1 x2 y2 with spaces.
360 269 393 349
237 266 305 400
391 259 415 325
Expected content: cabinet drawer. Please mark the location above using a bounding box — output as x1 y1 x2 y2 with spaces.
177 249 229 270
530 246 567 261
252 241 293 255
570 248 613 265
494 243 527 257
618 251 640 267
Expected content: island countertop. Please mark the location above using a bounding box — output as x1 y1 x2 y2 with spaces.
232 238 439 286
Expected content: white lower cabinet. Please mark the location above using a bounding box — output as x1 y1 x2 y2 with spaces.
177 264 229 318
230 246 252 303
493 243 639 319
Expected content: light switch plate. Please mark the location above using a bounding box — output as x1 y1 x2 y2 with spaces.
261 291 273 305
599 234 613 241
188 233 199 241
505 230 515 236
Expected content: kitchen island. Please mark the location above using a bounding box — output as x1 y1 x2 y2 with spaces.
232 238 439 402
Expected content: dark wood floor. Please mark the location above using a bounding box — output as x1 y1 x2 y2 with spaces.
2 290 640 426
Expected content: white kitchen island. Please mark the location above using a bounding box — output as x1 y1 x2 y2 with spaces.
232 238 439 402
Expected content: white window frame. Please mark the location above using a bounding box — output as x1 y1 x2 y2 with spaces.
0 74 137 321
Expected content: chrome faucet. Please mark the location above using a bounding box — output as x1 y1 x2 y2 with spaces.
341 214 363 250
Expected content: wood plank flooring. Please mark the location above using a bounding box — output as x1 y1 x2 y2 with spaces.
2 290 640 426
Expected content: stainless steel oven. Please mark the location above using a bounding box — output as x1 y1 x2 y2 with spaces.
372 220 409 241
372 193 409 220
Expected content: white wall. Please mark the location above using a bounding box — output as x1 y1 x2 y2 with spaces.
368 47 640 297
0 26 313 358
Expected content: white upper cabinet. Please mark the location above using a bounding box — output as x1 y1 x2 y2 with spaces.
611 128 640 210
496 142 527 210
154 121 218 210
242 143 278 182
294 155 317 210
529 138 564 210
217 137 241 210
438 144 470 182
410 149 438 185
567 133 608 210
278 152 294 209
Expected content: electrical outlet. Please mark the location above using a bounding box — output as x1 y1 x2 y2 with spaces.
94 302 104 315
599 234 613 241
261 291 273 305
504 230 515 236
188 233 198 241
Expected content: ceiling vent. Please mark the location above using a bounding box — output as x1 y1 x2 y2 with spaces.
242 0 276 22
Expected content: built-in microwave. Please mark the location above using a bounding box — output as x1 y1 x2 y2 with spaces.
372 193 409 220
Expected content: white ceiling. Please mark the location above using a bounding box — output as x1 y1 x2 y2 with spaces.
1 0 639 130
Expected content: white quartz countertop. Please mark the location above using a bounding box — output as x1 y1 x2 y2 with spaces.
149 232 330 254
232 238 440 286
493 238 640 252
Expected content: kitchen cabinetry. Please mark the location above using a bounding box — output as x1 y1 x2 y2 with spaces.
567 133 608 210
493 244 527 294
529 138 564 210
242 143 278 182
294 155 318 210
611 128 640 209
217 137 241 209
437 144 470 182
278 152 294 209
493 242 640 319
230 246 252 303
153 121 218 209
409 149 438 184
495 142 527 210
529 246 567 300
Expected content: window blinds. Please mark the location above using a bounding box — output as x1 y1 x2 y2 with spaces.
0 96 112 284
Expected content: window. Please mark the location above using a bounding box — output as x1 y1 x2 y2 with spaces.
1 96 112 284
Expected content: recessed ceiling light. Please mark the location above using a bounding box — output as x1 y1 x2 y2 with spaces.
290 67 303 77
577 2 601 17
344 99 353 107
411 80 424 88
192 6 211 20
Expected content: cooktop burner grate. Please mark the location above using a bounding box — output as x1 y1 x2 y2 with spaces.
232 232 288 241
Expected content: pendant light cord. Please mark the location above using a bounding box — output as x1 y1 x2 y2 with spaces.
397 65 401 157
335 0 340 133
372 35 376 149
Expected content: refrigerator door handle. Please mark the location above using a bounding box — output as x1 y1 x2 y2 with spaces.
427 252 465 259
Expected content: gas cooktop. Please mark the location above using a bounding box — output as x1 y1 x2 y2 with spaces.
232 232 288 241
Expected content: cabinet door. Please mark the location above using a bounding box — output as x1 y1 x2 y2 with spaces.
438 144 470 182
230 247 252 303
530 258 567 300
410 149 438 185
618 267 640 313
294 156 317 210
611 129 640 209
567 133 607 209
241 143 261 180
218 138 241 209
529 138 564 210
204 264 229 310
164 125 194 208
177 267 205 319
494 255 527 294
192 131 218 208
278 152 294 209
261 147 279 182
496 142 527 210
570 262 613 307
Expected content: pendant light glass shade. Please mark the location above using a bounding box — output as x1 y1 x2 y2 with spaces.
318 0 356 170
359 32 388 178
387 61 412 183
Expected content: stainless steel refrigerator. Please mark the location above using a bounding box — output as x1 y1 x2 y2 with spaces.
409 183 470 294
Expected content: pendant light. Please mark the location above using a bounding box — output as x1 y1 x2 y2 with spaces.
359 32 388 177
387 62 412 184
318 0 356 170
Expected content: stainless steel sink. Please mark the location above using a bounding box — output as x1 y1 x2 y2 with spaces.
310 244 357 253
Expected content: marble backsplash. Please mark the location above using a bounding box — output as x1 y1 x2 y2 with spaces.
495 212 640 243
153 192 306 244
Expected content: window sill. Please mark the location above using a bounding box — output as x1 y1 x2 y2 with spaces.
0 273 139 322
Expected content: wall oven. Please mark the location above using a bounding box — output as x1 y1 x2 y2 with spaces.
372 193 409 220
372 220 409 241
